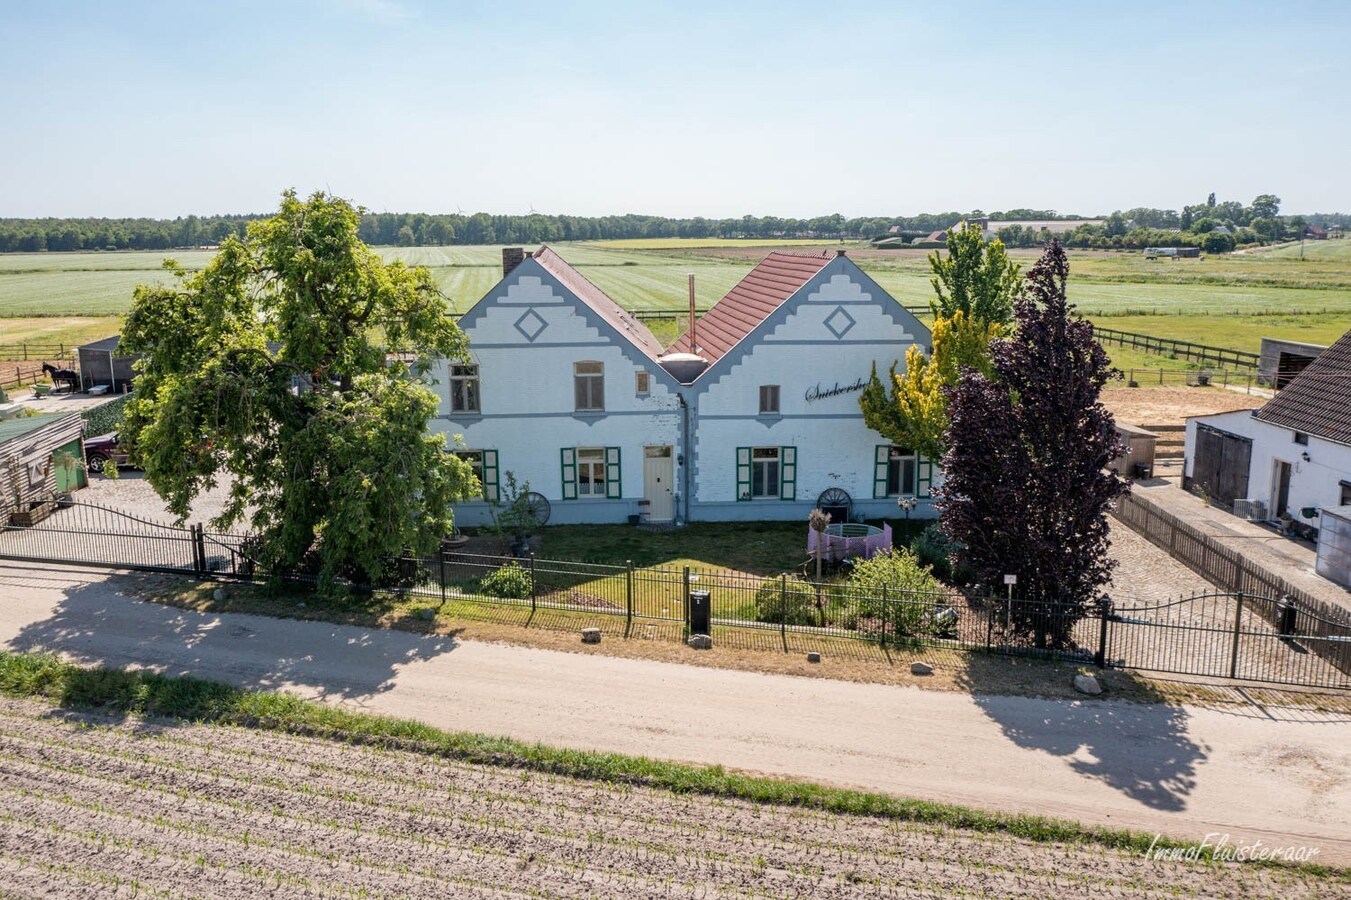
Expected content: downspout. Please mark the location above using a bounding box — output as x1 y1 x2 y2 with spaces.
679 392 691 525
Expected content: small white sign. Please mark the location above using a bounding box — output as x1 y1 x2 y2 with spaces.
1003 574 1017 585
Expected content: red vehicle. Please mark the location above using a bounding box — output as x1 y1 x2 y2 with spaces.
82 432 131 469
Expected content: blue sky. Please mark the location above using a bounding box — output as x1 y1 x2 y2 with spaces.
3 1 1348 218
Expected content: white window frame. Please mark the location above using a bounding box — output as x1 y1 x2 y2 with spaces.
574 361 604 412
758 384 780 415
450 364 480 414
886 446 918 497
576 447 607 497
751 447 780 498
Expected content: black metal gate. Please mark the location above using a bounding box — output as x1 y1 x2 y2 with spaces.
0 499 244 577
1103 591 1351 690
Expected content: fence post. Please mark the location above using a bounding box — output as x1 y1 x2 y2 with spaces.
529 552 537 614
192 524 206 576
880 584 888 649
683 566 691 634
780 573 788 651
1094 596 1111 668
1229 592 1244 679
625 559 634 636
438 548 447 608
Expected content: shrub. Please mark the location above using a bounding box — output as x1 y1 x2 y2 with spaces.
753 574 819 627
907 521 972 578
847 548 942 636
478 562 532 599
80 393 131 437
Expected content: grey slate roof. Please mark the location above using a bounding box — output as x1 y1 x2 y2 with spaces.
1254 326 1351 445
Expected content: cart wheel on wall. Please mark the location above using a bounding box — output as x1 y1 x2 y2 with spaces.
815 488 852 524
522 491 551 527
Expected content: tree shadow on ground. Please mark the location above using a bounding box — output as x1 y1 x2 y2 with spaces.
958 657 1208 812
0 565 461 705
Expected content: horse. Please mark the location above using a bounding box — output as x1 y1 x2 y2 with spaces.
42 362 80 393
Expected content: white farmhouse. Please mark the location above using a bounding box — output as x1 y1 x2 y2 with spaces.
1184 327 1351 529
428 247 932 526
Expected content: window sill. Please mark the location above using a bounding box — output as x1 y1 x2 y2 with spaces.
756 412 781 421
447 411 482 421
572 410 607 419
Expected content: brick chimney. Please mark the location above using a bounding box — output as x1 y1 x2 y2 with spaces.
502 247 526 277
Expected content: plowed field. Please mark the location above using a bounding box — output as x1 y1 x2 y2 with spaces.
0 697 1334 898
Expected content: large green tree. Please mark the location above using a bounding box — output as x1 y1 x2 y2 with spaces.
121 190 477 587
860 222 1017 458
928 222 1020 326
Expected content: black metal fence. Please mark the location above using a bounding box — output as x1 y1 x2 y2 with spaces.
3 499 1349 690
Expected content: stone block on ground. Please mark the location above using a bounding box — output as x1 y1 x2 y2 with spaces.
1074 674 1103 695
687 633 712 650
212 587 226 602
806 651 821 663
581 627 602 644
910 661 933 676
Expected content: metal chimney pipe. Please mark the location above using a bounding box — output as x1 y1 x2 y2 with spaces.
688 274 697 353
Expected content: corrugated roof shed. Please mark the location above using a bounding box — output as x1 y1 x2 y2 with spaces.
1254 326 1351 445
531 247 667 362
666 251 833 363
0 413 72 448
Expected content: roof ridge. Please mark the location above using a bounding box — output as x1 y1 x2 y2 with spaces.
529 245 667 363
665 250 835 361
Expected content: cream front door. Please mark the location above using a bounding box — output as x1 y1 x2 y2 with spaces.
643 446 674 522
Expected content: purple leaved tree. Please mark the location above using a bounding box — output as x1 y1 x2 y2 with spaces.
938 242 1128 650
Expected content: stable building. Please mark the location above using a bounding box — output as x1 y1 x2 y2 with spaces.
428 247 933 526
1184 326 1351 534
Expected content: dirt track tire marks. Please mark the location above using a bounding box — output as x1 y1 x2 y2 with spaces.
0 698 1334 898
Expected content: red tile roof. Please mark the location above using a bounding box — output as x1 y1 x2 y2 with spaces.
531 247 667 361
1254 326 1351 446
667 251 833 362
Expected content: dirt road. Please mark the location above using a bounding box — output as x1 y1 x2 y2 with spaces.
0 696 1332 898
2 562 1348 865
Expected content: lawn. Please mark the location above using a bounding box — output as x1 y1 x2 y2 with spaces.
0 315 122 349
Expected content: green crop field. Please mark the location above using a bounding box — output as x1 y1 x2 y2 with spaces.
2 239 1348 354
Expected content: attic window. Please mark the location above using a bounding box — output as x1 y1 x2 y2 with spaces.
635 371 650 396
1294 432 1309 445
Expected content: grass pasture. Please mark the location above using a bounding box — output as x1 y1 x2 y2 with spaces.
1 239 1348 359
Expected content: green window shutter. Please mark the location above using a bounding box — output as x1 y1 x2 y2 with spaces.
605 446 622 499
735 447 751 501
917 456 934 498
873 445 890 499
560 448 577 500
482 450 500 503
780 446 797 501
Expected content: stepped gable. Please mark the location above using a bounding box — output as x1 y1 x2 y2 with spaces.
667 251 834 363
531 246 667 362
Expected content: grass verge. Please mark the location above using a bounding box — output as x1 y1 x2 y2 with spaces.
0 649 1339 876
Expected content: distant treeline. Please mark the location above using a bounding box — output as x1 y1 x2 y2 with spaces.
0 198 1342 253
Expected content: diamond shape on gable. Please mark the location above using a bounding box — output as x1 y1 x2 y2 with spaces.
514 308 548 343
824 306 856 339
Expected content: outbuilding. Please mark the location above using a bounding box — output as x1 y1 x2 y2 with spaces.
1184 326 1351 536
428 247 933 526
0 412 86 524
77 336 140 393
